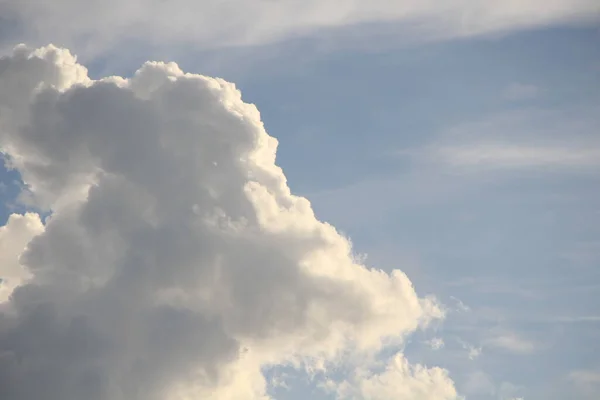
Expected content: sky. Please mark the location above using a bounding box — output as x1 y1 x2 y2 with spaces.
0 1 599 400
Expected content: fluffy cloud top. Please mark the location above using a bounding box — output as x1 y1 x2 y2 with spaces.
0 213 44 302
333 354 460 400
0 0 599 56
0 45 457 400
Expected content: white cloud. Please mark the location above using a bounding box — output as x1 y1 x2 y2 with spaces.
426 337 445 350
332 353 460 400
484 332 536 354
408 109 600 172
449 296 471 312
0 0 599 57
0 44 452 400
0 212 44 303
467 346 482 360
434 143 600 169
457 339 482 360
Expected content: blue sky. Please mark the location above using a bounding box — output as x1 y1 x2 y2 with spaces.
242 27 600 400
1 3 599 400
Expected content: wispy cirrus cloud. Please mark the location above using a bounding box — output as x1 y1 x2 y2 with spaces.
483 332 537 355
425 337 446 350
0 0 599 58
569 369 600 386
395 108 600 172
503 83 540 101
457 339 482 360
569 369 600 398
433 143 600 169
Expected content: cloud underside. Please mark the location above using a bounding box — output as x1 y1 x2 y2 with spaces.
0 0 599 54
0 45 458 400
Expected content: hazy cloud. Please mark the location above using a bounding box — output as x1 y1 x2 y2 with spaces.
457 339 482 360
0 0 598 57
433 143 600 169
462 371 495 396
483 332 537 355
402 109 600 172
569 369 600 386
426 337 445 351
503 83 539 101
568 370 600 399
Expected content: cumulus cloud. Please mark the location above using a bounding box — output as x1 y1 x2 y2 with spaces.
330 353 459 400
0 213 44 302
0 0 599 57
0 44 455 400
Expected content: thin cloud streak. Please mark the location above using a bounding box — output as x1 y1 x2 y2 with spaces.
483 332 537 355
392 108 600 173
0 0 599 57
433 143 600 169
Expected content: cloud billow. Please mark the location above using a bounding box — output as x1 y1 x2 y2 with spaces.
0 45 457 400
